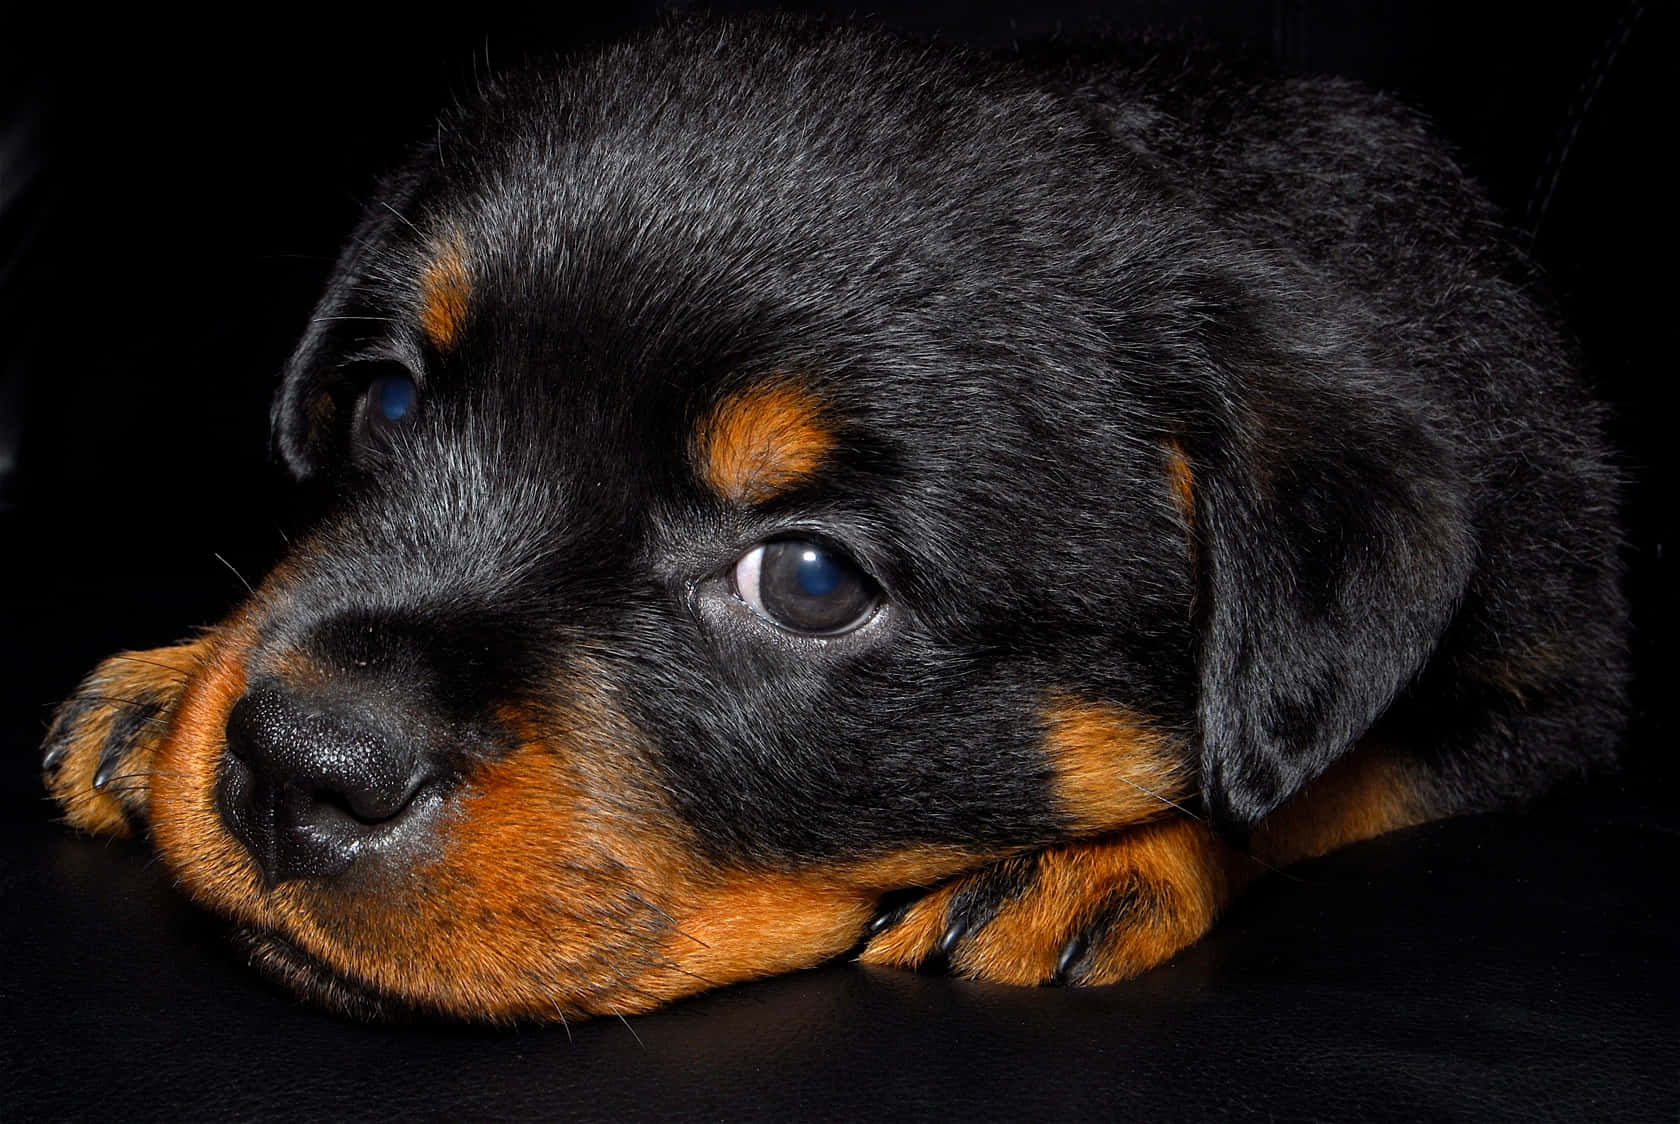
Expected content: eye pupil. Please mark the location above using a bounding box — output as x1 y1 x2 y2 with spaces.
796 549 842 597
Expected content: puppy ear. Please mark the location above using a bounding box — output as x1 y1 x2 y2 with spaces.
1190 373 1477 839
271 170 425 482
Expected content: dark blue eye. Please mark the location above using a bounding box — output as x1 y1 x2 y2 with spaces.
731 539 880 635
371 372 416 423
356 370 419 457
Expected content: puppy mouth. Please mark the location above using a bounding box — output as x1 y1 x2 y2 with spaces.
233 925 425 1023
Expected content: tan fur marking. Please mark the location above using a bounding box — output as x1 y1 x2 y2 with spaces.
1040 694 1192 835
661 872 876 988
149 632 704 1021
839 844 991 889
419 238 471 351
148 612 266 916
697 381 834 504
1247 741 1426 868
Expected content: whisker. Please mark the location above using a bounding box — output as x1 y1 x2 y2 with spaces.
213 552 256 596
101 654 191 679
1111 773 1206 824
59 695 171 718
93 768 190 786
636 948 720 990
379 200 424 238
550 998 573 1042
623 887 709 949
607 1004 644 1048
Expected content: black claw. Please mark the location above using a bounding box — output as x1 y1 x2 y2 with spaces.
92 756 117 790
92 699 163 791
41 695 100 773
936 920 969 955
1053 934 1089 985
1055 887 1141 986
41 740 68 772
865 889 922 937
936 853 1040 951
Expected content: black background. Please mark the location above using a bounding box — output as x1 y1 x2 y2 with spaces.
2 3 1672 1119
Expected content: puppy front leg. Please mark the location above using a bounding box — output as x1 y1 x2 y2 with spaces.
861 745 1430 984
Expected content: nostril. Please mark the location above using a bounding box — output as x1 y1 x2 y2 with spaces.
314 786 377 825
308 776 423 827
218 685 447 885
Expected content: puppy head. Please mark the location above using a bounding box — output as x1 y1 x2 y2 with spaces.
144 21 1471 1020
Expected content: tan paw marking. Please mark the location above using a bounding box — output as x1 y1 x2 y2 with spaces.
860 817 1229 986
42 641 207 837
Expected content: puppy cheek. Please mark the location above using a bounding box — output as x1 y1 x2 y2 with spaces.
142 602 991 1018
641 845 992 1003
359 738 689 1019
389 752 970 1017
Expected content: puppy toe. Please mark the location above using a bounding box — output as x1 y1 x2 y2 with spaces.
43 643 204 837
860 818 1229 987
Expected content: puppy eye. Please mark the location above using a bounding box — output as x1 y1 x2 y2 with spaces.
367 371 418 426
354 368 419 452
731 539 881 636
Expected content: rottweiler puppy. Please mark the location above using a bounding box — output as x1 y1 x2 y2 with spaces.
42 17 1627 1022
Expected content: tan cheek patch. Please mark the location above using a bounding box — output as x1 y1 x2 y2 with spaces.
1040 694 1192 834
148 609 269 920
419 236 472 351
144 609 934 1022
696 381 834 504
152 636 697 1022
658 871 878 989
652 844 997 998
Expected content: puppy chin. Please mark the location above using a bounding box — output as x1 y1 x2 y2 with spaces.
234 926 424 1023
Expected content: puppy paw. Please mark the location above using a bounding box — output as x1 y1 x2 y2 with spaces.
41 643 205 837
859 818 1228 986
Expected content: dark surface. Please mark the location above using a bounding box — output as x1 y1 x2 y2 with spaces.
4 785 1676 1120
3 3 1673 1120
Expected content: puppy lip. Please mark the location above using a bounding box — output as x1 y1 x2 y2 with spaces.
234 924 421 1023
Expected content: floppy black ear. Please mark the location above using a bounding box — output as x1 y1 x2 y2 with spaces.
1191 361 1477 839
271 169 426 482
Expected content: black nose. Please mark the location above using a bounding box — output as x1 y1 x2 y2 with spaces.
219 685 448 885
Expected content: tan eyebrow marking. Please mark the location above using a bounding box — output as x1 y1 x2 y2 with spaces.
418 236 472 351
695 380 835 504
